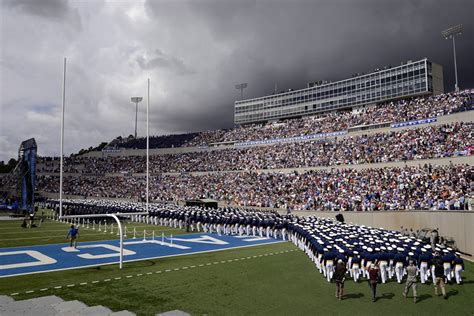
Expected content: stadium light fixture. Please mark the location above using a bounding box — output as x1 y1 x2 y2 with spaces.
235 83 248 100
131 97 143 138
59 58 66 218
441 24 463 92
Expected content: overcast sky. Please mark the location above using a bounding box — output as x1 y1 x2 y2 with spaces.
1 0 473 162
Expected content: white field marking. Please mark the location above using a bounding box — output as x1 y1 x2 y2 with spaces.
136 273 143 276
198 264 204 267
66 284 75 287
25 290 34 294
15 248 297 295
0 238 285 278
227 259 233 262
0 232 117 241
40 288 48 291
126 275 133 278
0 250 57 270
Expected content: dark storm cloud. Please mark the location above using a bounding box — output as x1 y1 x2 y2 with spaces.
3 0 82 29
145 0 474 134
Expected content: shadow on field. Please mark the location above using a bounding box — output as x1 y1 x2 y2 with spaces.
416 294 432 302
457 280 474 284
344 293 364 299
446 289 458 298
377 293 395 300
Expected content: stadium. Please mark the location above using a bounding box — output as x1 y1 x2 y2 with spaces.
1 1 473 316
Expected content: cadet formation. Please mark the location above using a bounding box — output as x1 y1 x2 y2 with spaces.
45 199 466 302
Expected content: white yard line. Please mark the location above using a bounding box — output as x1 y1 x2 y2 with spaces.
10 248 298 297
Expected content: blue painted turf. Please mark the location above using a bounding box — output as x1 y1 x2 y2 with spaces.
0 233 283 277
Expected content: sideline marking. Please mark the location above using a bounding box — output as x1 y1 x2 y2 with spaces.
1 233 284 278
11 248 298 296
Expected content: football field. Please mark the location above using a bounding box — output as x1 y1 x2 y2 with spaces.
0 218 473 315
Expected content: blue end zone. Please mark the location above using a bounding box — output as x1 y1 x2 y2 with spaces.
0 233 284 278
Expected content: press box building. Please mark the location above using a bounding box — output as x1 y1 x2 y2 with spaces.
234 58 444 125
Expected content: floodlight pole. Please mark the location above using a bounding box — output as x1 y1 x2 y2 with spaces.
59 57 66 218
135 102 138 138
452 36 459 92
146 79 150 213
442 24 462 93
235 83 248 100
131 97 143 138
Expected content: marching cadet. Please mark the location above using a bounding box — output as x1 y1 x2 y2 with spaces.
365 248 375 278
441 249 454 283
345 248 354 273
453 252 464 284
394 248 406 283
387 247 396 280
418 248 432 284
322 247 336 282
378 247 389 283
351 251 361 282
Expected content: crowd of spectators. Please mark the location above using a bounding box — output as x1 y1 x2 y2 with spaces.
38 122 472 174
107 132 199 150
185 89 473 146
37 164 471 212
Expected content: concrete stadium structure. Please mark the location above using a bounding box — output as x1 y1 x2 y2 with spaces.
234 58 444 125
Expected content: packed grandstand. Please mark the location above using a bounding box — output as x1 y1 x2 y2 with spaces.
28 88 473 213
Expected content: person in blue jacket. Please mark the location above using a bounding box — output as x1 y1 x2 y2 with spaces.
66 224 79 248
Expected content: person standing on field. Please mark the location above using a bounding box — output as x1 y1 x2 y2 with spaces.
367 263 380 302
403 260 418 303
66 224 79 248
433 256 447 299
334 259 347 300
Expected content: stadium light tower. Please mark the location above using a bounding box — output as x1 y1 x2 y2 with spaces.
235 83 248 100
441 24 463 92
131 97 143 138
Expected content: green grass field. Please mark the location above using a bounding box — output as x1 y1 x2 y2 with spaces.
0 216 473 316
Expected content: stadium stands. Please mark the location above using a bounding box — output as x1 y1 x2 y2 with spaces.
38 122 472 174
38 164 470 211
